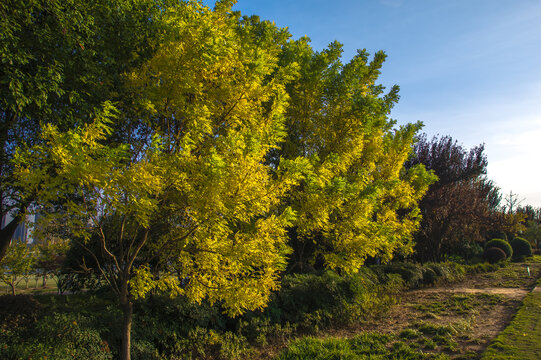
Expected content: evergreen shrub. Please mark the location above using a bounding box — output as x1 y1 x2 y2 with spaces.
421 267 437 285
272 269 401 329
425 262 465 283
485 239 512 259
380 263 424 288
510 237 532 257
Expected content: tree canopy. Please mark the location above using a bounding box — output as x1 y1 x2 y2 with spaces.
0 0 168 260
275 40 436 272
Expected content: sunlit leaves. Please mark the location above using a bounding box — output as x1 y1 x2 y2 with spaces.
278 40 437 272
0 240 36 294
14 1 298 317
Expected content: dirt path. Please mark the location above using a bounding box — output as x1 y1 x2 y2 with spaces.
413 287 529 298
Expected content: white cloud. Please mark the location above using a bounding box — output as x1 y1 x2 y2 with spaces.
485 116 541 207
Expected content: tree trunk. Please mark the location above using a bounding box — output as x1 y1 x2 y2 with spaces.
121 300 133 360
120 280 133 360
9 283 15 296
0 216 20 261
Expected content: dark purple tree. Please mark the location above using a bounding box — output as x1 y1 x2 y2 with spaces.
406 134 502 262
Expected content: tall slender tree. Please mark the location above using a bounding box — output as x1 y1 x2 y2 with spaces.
273 39 436 273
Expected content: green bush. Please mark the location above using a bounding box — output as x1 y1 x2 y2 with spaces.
484 247 507 264
278 271 348 316
485 239 512 259
372 262 466 289
5 313 113 360
380 262 424 288
510 237 532 257
426 262 466 283
270 269 400 330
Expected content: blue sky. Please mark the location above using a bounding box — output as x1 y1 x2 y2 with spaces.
209 0 541 207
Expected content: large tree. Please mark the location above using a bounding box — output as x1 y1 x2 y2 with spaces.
273 39 436 273
15 2 298 359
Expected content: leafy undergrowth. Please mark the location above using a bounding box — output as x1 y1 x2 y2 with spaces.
480 280 541 359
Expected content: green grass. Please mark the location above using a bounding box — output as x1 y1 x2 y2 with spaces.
276 320 475 359
276 332 451 360
481 283 541 359
0 276 59 295
414 293 505 316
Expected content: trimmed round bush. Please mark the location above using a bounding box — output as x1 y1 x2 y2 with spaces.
485 238 512 259
484 247 507 264
510 237 532 257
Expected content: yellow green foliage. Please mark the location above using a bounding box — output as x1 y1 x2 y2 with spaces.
14 1 297 316
13 0 435 316
277 40 437 273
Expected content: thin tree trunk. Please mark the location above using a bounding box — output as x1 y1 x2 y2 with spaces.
10 283 15 296
120 279 133 360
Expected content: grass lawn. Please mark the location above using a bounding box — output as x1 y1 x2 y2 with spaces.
0 275 59 295
481 280 541 359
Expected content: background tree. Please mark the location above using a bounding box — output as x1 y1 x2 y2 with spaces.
272 39 436 273
516 205 541 250
0 239 35 295
33 237 69 288
406 134 502 262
